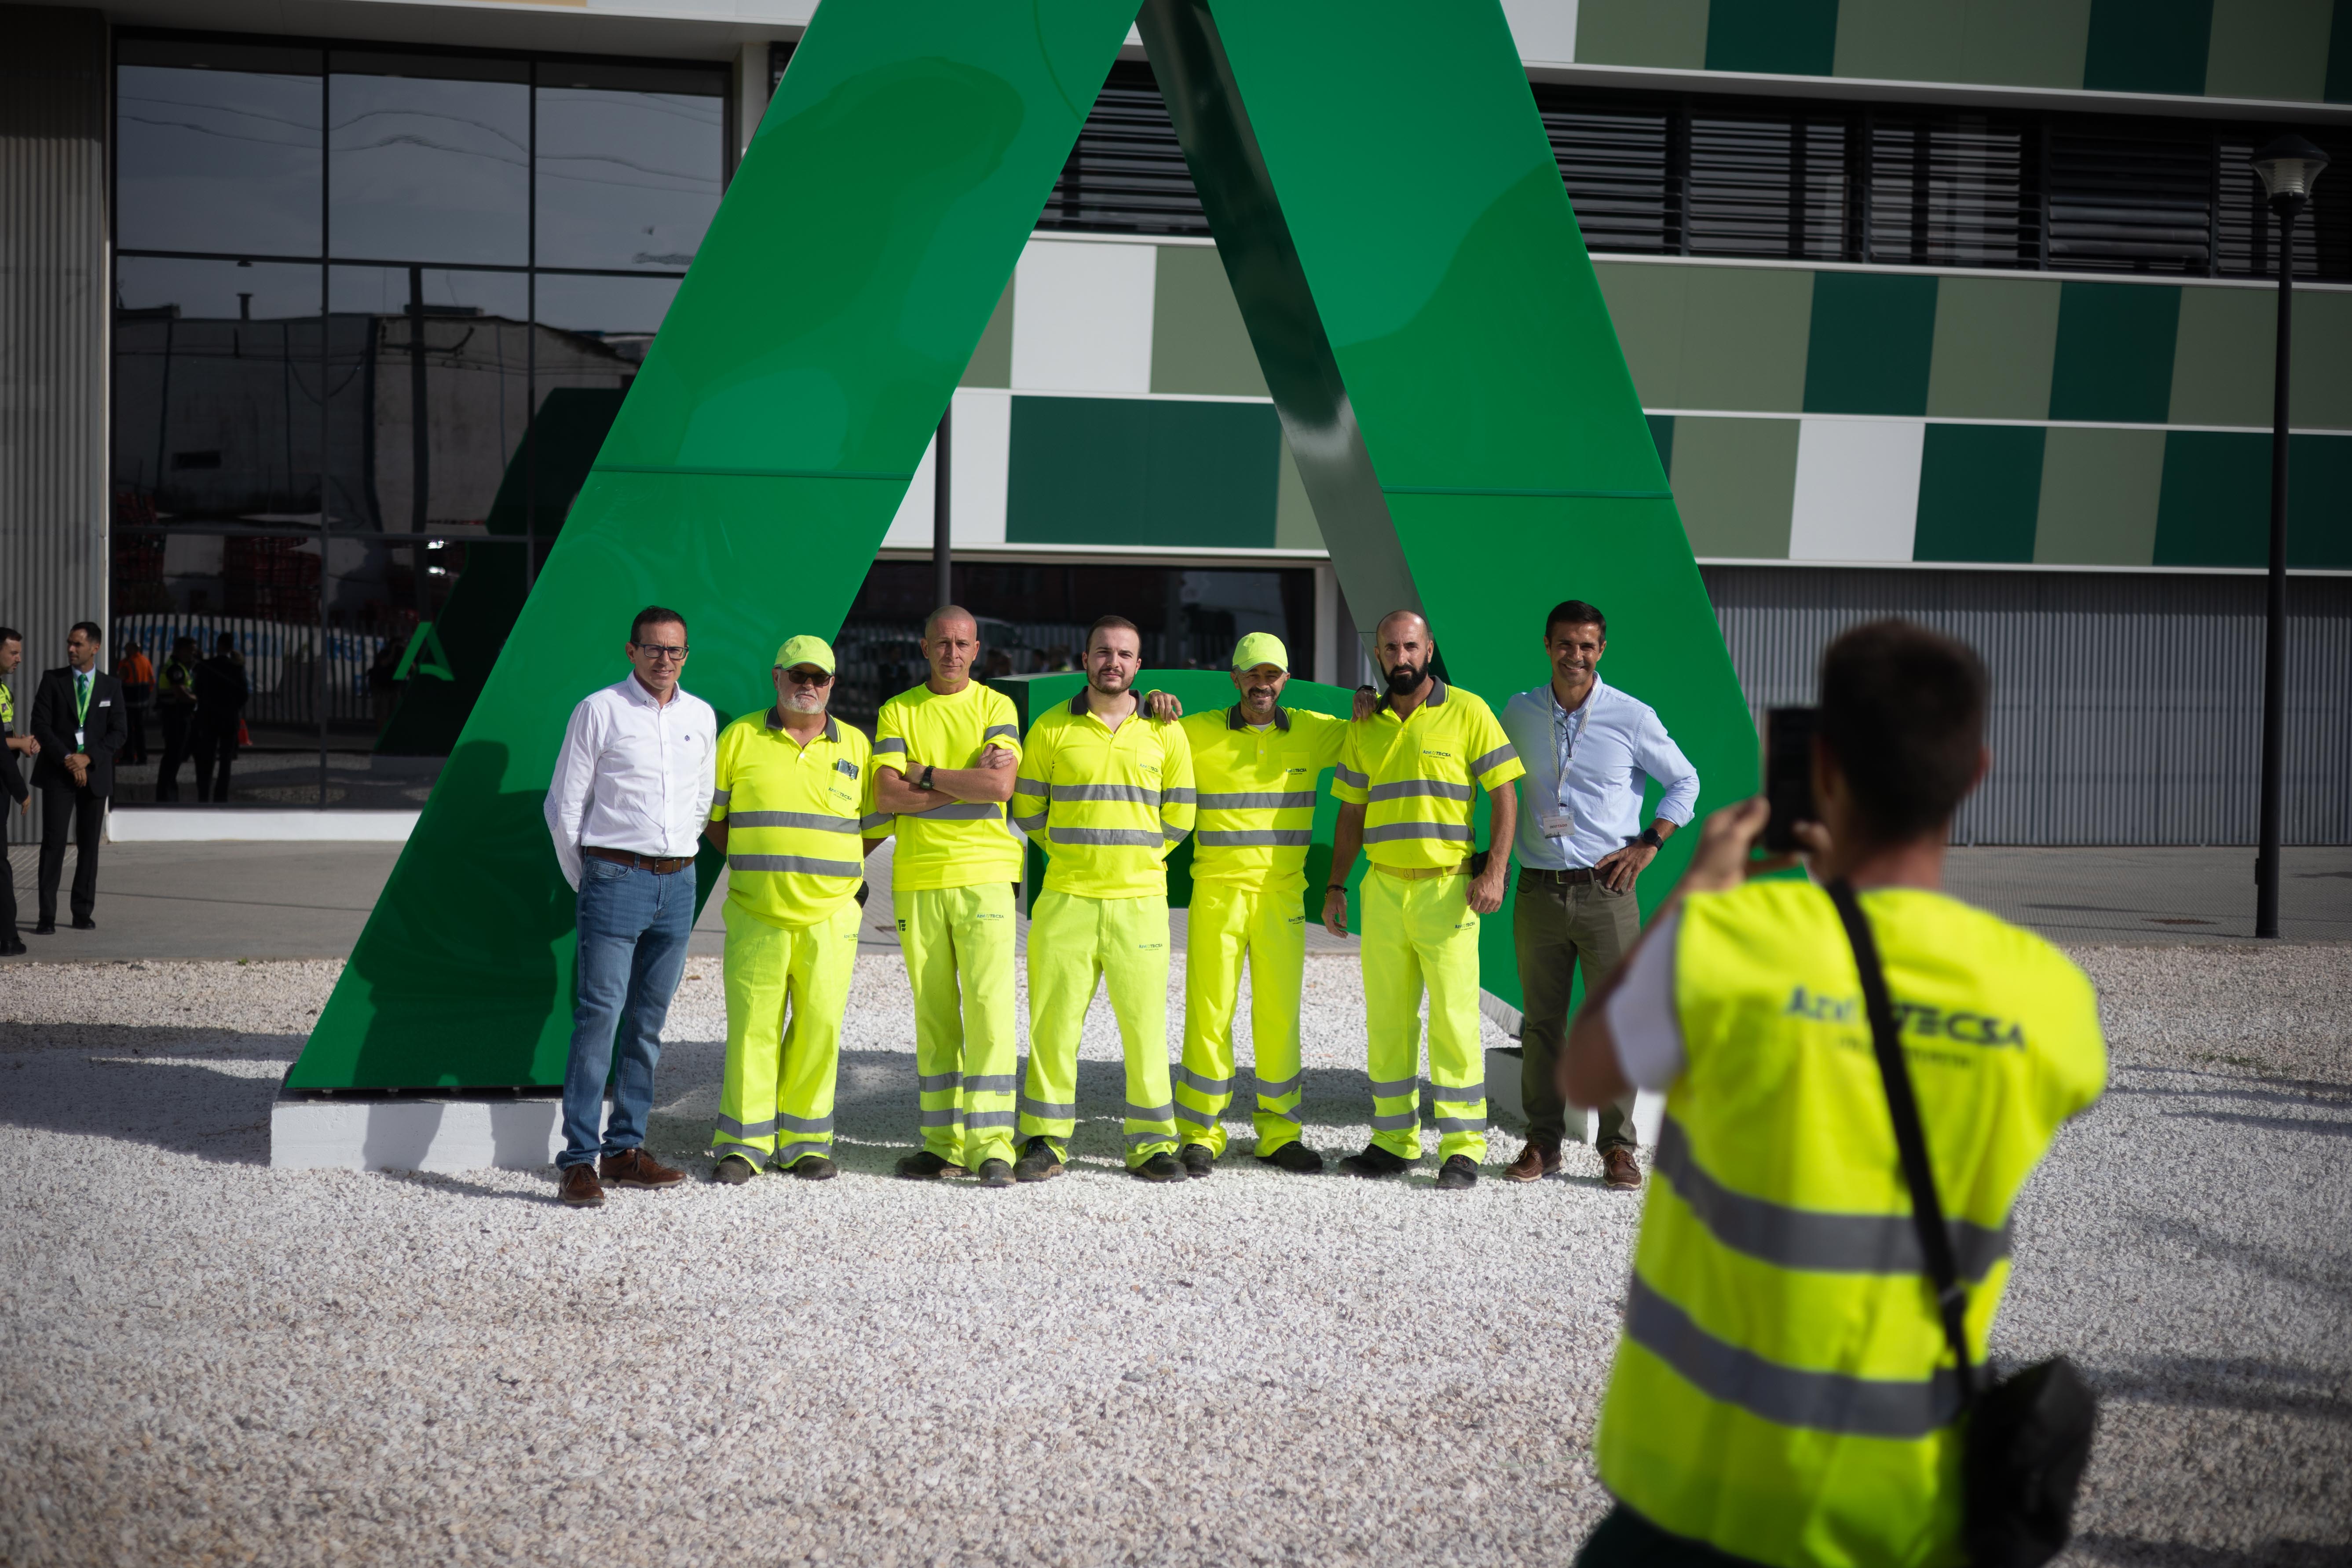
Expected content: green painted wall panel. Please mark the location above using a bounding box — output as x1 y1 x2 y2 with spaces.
1273 434 1323 549
1803 271 1939 415
2293 288 2352 427
1833 0 1966 81
1151 243 1269 396
1575 0 1712 69
2332 0 2352 100
1926 275 2060 418
1681 266 1817 411
2049 282 2182 424
2034 425 2168 563
1591 261 1689 407
2204 0 2335 101
961 278 1013 387
1953 0 2095 89
1707 0 1841 75
1006 395 1281 548
1671 416 1800 557
2084 0 2215 93
2289 432 2352 565
2154 428 2269 565
2169 285 2277 428
1647 413 1677 473
1915 422 2045 561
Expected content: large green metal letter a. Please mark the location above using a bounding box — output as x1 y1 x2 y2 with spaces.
289 0 1755 1091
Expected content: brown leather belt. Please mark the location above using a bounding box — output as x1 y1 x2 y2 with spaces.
1519 865 1600 885
584 845 694 875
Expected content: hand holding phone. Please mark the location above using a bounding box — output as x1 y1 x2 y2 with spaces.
1762 706 1818 854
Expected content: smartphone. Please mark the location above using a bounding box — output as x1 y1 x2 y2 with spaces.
1762 706 1818 854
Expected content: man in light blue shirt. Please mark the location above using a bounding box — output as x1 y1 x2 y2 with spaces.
1498 599 1698 1190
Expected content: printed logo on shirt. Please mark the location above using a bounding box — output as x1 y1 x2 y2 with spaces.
1784 984 2027 1050
1423 749 1453 761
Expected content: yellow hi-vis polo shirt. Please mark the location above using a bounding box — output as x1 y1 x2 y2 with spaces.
1180 703 1347 895
874 679 1023 892
1013 689 1196 899
710 707 885 927
1333 679 1524 870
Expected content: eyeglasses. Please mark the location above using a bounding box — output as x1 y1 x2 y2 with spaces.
632 644 688 662
783 667 834 686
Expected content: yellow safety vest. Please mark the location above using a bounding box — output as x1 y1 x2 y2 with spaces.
1013 690 1195 899
874 680 1023 891
1597 881 2107 1568
1179 704 1346 895
710 709 883 928
1332 679 1522 869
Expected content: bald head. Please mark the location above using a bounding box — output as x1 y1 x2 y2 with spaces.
921 604 981 693
1372 609 1435 698
924 604 978 642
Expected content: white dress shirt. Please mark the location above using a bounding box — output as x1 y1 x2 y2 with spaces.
1501 675 1700 871
543 674 717 889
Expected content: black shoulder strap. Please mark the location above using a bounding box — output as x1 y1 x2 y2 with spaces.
1825 879 1978 1406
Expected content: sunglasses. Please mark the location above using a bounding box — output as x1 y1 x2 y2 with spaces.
783 667 834 686
631 643 688 662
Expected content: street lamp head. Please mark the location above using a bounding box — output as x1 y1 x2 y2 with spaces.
2251 134 2329 212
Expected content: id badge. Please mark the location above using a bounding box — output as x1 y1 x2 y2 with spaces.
75 728 86 749
1539 807 1574 839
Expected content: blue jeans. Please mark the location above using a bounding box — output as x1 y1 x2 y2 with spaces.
560 858 695 1169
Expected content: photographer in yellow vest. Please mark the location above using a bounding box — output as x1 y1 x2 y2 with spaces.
1563 619 2107 1566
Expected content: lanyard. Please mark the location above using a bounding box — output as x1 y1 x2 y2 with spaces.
1554 691 1591 808
74 673 92 728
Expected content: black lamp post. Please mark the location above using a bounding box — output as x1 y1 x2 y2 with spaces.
2249 134 2329 939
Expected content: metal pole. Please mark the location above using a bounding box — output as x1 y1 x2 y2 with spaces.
932 405 953 610
2256 202 2295 939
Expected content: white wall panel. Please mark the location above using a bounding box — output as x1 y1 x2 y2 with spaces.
882 387 1010 547
1010 237 1155 394
1789 417 1924 563
1500 0 1579 65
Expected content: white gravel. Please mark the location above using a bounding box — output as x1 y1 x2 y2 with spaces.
1 941 2345 1566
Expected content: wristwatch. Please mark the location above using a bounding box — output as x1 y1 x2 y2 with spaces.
1637 825 1665 849
918 764 936 793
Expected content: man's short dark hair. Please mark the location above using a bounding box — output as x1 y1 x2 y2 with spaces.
70 621 102 643
629 606 686 644
216 633 237 653
1818 618 1989 844
0 627 20 645
1086 614 1139 651
1545 600 1606 640
173 635 197 652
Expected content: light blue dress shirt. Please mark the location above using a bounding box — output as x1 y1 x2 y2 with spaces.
1501 676 1700 871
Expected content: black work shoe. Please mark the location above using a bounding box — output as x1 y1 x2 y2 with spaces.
787 1154 838 1181
1179 1143 1215 1179
1435 1154 1479 1191
1013 1137 1064 1183
1256 1140 1324 1174
1131 1151 1187 1182
31 922 56 936
1338 1143 1412 1179
713 1154 757 1185
70 916 96 931
896 1150 970 1181
975 1159 1014 1188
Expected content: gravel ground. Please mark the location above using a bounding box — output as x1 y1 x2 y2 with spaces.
1 942 2345 1566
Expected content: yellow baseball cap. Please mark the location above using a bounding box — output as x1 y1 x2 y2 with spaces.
1231 632 1290 672
773 634 836 674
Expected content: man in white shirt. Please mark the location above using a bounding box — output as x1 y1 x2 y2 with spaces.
542 606 717 1208
1499 600 1699 1191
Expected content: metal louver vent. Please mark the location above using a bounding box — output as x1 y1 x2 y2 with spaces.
1038 62 1208 237
1687 113 1850 260
1868 114 2034 267
2046 124 2212 273
1539 91 1678 253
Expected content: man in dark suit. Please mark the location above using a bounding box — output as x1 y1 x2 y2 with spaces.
29 621 127 934
0 626 32 955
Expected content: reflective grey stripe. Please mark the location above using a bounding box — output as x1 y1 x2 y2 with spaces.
1197 790 1317 810
874 736 908 755
1624 1274 1964 1439
917 1071 961 1093
1254 1072 1302 1098
1368 1076 1419 1097
1173 1064 1232 1094
1125 1101 1175 1124
711 788 732 805
919 1107 964 1127
1053 783 1160 805
924 801 1002 821
1163 823 1189 843
729 853 863 876
1433 1115 1485 1133
1367 778 1474 803
1126 1129 1177 1147
775 1111 834 1134
1052 827 1163 847
860 813 891 832
1259 1105 1302 1125
1655 1117 2012 1279
1011 813 1047 833
1334 765 1368 789
1014 779 1048 796
983 725 1018 741
1174 1104 1215 1128
716 1114 778 1140
1427 1078 1486 1103
965 1074 1020 1094
1163 787 1196 805
773 1139 833 1165
1363 822 1474 844
1470 744 1518 776
713 1137 765 1157
1020 1096 1076 1120
1371 1111 1420 1130
728 811 859 832
1197 830 1313 848
964 1109 1018 1129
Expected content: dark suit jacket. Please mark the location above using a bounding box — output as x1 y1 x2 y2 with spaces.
29 666 128 797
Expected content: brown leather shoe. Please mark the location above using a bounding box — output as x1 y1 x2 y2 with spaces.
1601 1146 1643 1190
1503 1137 1561 1183
600 1148 686 1188
559 1164 605 1207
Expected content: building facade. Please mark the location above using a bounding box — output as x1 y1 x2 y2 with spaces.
2 0 2347 841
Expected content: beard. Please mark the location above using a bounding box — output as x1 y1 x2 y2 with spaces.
1243 684 1279 709
1383 660 1424 695
784 687 828 713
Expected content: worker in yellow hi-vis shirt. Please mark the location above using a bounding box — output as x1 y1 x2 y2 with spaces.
705 635 887 1184
1010 615 1196 1183
1173 633 1350 1177
873 606 1025 1188
1324 610 1524 1191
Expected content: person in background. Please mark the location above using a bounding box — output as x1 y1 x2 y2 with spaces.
368 638 403 735
0 627 33 955
1562 619 2106 1567
116 639 154 767
154 636 198 801
1499 600 1699 1191
190 633 247 802
29 621 127 934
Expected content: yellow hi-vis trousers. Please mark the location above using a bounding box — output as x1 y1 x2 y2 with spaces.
897 881 1019 1170
1021 888 1176 1167
1177 877 1307 1156
716 897 858 1166
1360 866 1488 1162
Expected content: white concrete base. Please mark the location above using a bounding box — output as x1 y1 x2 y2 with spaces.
113 808 420 843
1479 997 1662 1148
272 1093 563 1170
